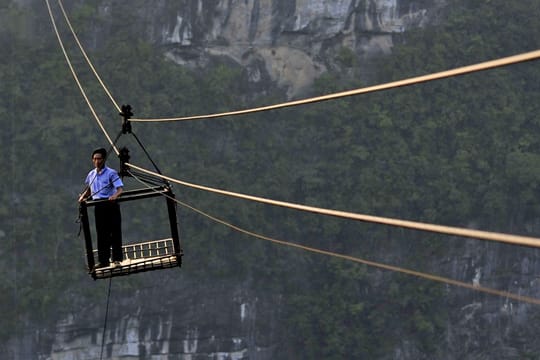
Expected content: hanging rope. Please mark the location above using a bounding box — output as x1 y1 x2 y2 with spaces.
99 277 113 360
52 0 540 125
57 0 121 113
45 0 119 155
127 170 540 306
130 49 540 122
126 162 540 248
130 131 165 176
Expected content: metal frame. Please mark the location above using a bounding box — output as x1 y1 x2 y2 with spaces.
79 186 182 279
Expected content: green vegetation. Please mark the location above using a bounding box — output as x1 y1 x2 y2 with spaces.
1 0 540 357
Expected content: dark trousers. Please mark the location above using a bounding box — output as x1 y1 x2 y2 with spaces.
94 202 123 264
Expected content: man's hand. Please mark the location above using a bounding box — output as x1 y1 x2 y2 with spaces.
109 187 123 201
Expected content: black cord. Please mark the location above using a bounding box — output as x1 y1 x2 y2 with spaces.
129 170 166 186
99 277 113 360
131 131 165 177
108 131 123 157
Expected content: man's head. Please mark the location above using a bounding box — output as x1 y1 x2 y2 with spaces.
92 148 107 170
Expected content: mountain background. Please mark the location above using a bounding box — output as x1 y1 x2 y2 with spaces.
2 0 540 359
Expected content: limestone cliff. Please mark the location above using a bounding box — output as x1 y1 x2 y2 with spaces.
86 0 444 97
38 279 283 360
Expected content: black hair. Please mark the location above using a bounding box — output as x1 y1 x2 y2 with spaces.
92 148 107 159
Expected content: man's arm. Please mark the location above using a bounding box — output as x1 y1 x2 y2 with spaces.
78 187 90 203
109 187 123 201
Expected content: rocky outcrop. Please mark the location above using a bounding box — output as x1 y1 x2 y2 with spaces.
88 0 444 97
41 279 281 360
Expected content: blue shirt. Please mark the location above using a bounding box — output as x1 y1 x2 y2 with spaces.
85 166 124 200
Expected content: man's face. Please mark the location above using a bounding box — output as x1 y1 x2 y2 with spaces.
92 153 105 170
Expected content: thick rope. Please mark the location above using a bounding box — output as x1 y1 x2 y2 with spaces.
127 170 540 306
45 0 119 155
57 0 121 113
126 162 540 248
131 49 540 122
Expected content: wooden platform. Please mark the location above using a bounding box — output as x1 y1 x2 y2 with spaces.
90 238 182 279
80 186 182 280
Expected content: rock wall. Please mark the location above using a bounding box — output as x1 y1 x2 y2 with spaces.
43 278 281 360
87 0 443 97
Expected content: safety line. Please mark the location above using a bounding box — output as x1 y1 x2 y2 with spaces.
126 162 540 248
127 171 540 306
99 276 113 360
131 49 540 122
45 0 119 155
57 0 121 113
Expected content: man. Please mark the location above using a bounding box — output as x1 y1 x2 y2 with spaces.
78 148 124 269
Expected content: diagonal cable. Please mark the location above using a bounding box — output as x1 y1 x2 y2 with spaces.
46 0 119 155
57 0 121 113
131 49 540 122
126 162 540 248
127 170 540 306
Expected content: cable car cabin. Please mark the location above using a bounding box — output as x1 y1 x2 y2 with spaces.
79 186 183 280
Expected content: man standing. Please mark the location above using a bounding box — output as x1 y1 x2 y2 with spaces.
78 148 124 269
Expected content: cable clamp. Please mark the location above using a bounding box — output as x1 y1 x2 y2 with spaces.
119 104 133 134
119 146 131 177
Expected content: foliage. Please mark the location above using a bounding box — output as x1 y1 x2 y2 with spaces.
2 0 540 357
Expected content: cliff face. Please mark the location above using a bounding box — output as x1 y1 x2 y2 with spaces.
35 247 540 360
87 0 443 97
43 279 282 360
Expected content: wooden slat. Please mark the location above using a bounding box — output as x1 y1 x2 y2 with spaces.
90 238 182 279
92 255 181 279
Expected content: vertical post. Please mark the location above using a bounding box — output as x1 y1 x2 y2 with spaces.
165 188 182 265
79 202 95 272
